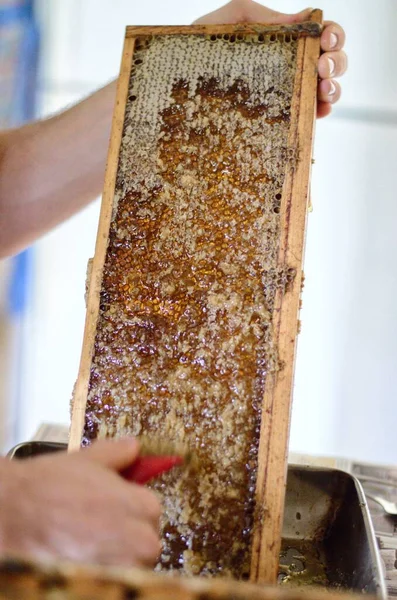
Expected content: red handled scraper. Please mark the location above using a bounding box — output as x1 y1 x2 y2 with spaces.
122 454 184 485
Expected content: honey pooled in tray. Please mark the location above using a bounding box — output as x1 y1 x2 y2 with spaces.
83 32 298 577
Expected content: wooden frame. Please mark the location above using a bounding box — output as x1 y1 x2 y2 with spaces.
69 34 136 449
251 10 322 584
70 14 322 584
0 557 376 600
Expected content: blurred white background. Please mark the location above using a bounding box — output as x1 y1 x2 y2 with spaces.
14 0 397 463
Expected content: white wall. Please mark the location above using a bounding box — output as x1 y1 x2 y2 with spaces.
292 118 397 461
17 0 397 464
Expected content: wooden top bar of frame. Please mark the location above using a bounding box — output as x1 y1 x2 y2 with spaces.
125 22 323 38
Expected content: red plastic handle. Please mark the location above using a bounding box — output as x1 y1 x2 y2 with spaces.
121 455 184 485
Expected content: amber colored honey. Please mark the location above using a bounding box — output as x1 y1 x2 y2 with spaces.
84 33 297 577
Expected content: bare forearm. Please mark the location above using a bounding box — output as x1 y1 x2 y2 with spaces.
0 81 116 258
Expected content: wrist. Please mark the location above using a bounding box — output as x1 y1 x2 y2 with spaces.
0 458 24 554
0 458 10 554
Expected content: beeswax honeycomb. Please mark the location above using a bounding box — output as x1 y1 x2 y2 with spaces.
83 32 298 577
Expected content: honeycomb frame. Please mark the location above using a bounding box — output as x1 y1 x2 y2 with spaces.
0 557 366 600
70 13 322 584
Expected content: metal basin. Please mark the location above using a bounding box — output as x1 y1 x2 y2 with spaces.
7 443 386 597
7 441 66 459
282 465 386 598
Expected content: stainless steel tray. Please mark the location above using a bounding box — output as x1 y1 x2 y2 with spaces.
7 443 386 597
282 465 386 597
7 441 66 459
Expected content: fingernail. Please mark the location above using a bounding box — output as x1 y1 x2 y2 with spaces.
327 57 335 77
328 80 336 96
329 32 338 49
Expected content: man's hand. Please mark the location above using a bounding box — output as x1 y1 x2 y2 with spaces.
194 0 347 119
0 438 161 566
0 1 347 258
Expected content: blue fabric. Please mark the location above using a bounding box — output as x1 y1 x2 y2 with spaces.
1 0 39 314
8 249 32 315
0 2 32 26
0 1 39 126
13 17 39 123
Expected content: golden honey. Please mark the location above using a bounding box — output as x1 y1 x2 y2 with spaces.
84 33 297 577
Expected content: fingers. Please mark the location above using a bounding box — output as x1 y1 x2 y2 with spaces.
317 20 346 117
317 102 332 119
124 521 162 567
321 21 346 52
318 78 341 105
94 520 161 567
318 50 348 80
7 443 163 570
122 483 162 530
68 438 162 529
77 437 140 470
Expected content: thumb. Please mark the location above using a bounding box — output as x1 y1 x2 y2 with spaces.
238 1 313 25
76 437 140 471
194 1 313 26
242 5 314 25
